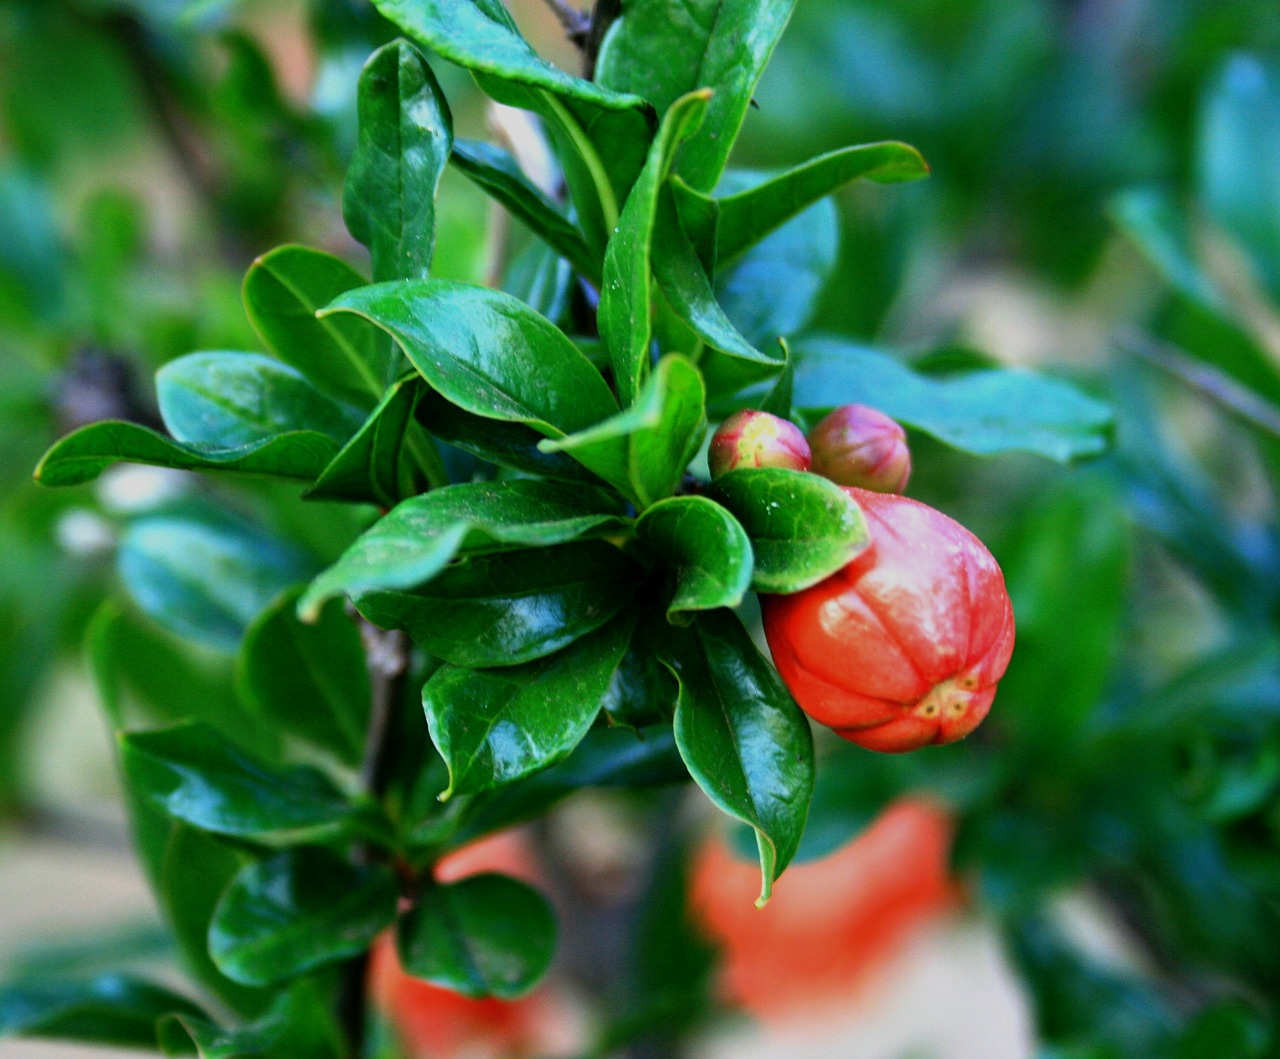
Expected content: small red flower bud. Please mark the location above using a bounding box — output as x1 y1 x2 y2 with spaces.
708 410 811 479
762 488 1014 752
807 404 911 494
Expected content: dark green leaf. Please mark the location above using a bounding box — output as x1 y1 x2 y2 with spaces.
416 387 600 484
438 725 685 849
398 873 556 999
636 496 752 621
237 588 371 768
651 187 780 369
119 516 314 652
451 138 597 282
159 981 344 1059
539 353 707 509
120 721 357 840
306 374 425 507
356 540 641 667
672 141 928 264
323 279 617 435
243 245 393 405
156 352 363 447
299 479 628 619
209 848 397 986
344 40 452 283
33 421 340 489
666 610 814 903
0 975 203 1049
793 339 1114 462
600 91 710 405
423 614 634 798
596 0 799 191
704 468 868 593
369 0 652 251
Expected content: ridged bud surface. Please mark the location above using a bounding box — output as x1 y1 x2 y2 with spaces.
808 404 911 494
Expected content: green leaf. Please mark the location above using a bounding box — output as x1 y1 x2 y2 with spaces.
665 610 814 904
323 279 618 435
596 0 799 192
356 540 641 668
704 468 868 593
672 141 928 264
451 138 598 282
119 516 314 652
1197 55 1280 302
439 724 685 849
299 479 628 620
792 339 1114 462
398 873 556 999
651 187 780 369
600 91 711 405
369 0 652 250
416 387 601 484
159 981 344 1059
237 588 370 768
33 420 339 489
715 187 838 348
156 352 363 448
423 614 634 798
344 40 452 284
305 374 424 507
120 721 357 840
0 975 204 1049
243 244 393 405
636 496 752 622
538 353 707 509
209 848 397 986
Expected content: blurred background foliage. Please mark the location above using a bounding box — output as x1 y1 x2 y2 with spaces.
1 0 1279 1056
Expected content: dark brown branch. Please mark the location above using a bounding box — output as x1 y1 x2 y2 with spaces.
339 621 411 1057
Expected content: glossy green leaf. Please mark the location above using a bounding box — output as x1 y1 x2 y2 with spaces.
156 352 363 447
439 724 685 849
356 540 641 668
159 981 344 1059
636 496 752 621
600 91 711 405
451 138 597 282
423 614 634 798
673 141 928 265
1197 56 1280 302
209 848 397 986
299 479 628 619
323 279 618 435
416 387 600 484
120 722 357 840
793 339 1114 462
652 187 780 369
596 0 799 192
119 516 314 651
398 873 556 999
0 975 204 1049
369 0 651 251
237 588 370 767
539 354 707 509
704 468 868 593
243 244 393 404
666 610 814 904
33 420 339 489
305 374 424 507
344 40 451 284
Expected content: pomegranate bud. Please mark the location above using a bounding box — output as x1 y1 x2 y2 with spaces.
808 404 911 494
708 410 811 479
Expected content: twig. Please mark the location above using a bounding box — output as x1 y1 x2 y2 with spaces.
583 0 623 78
1122 331 1280 439
541 0 592 45
338 621 410 1058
